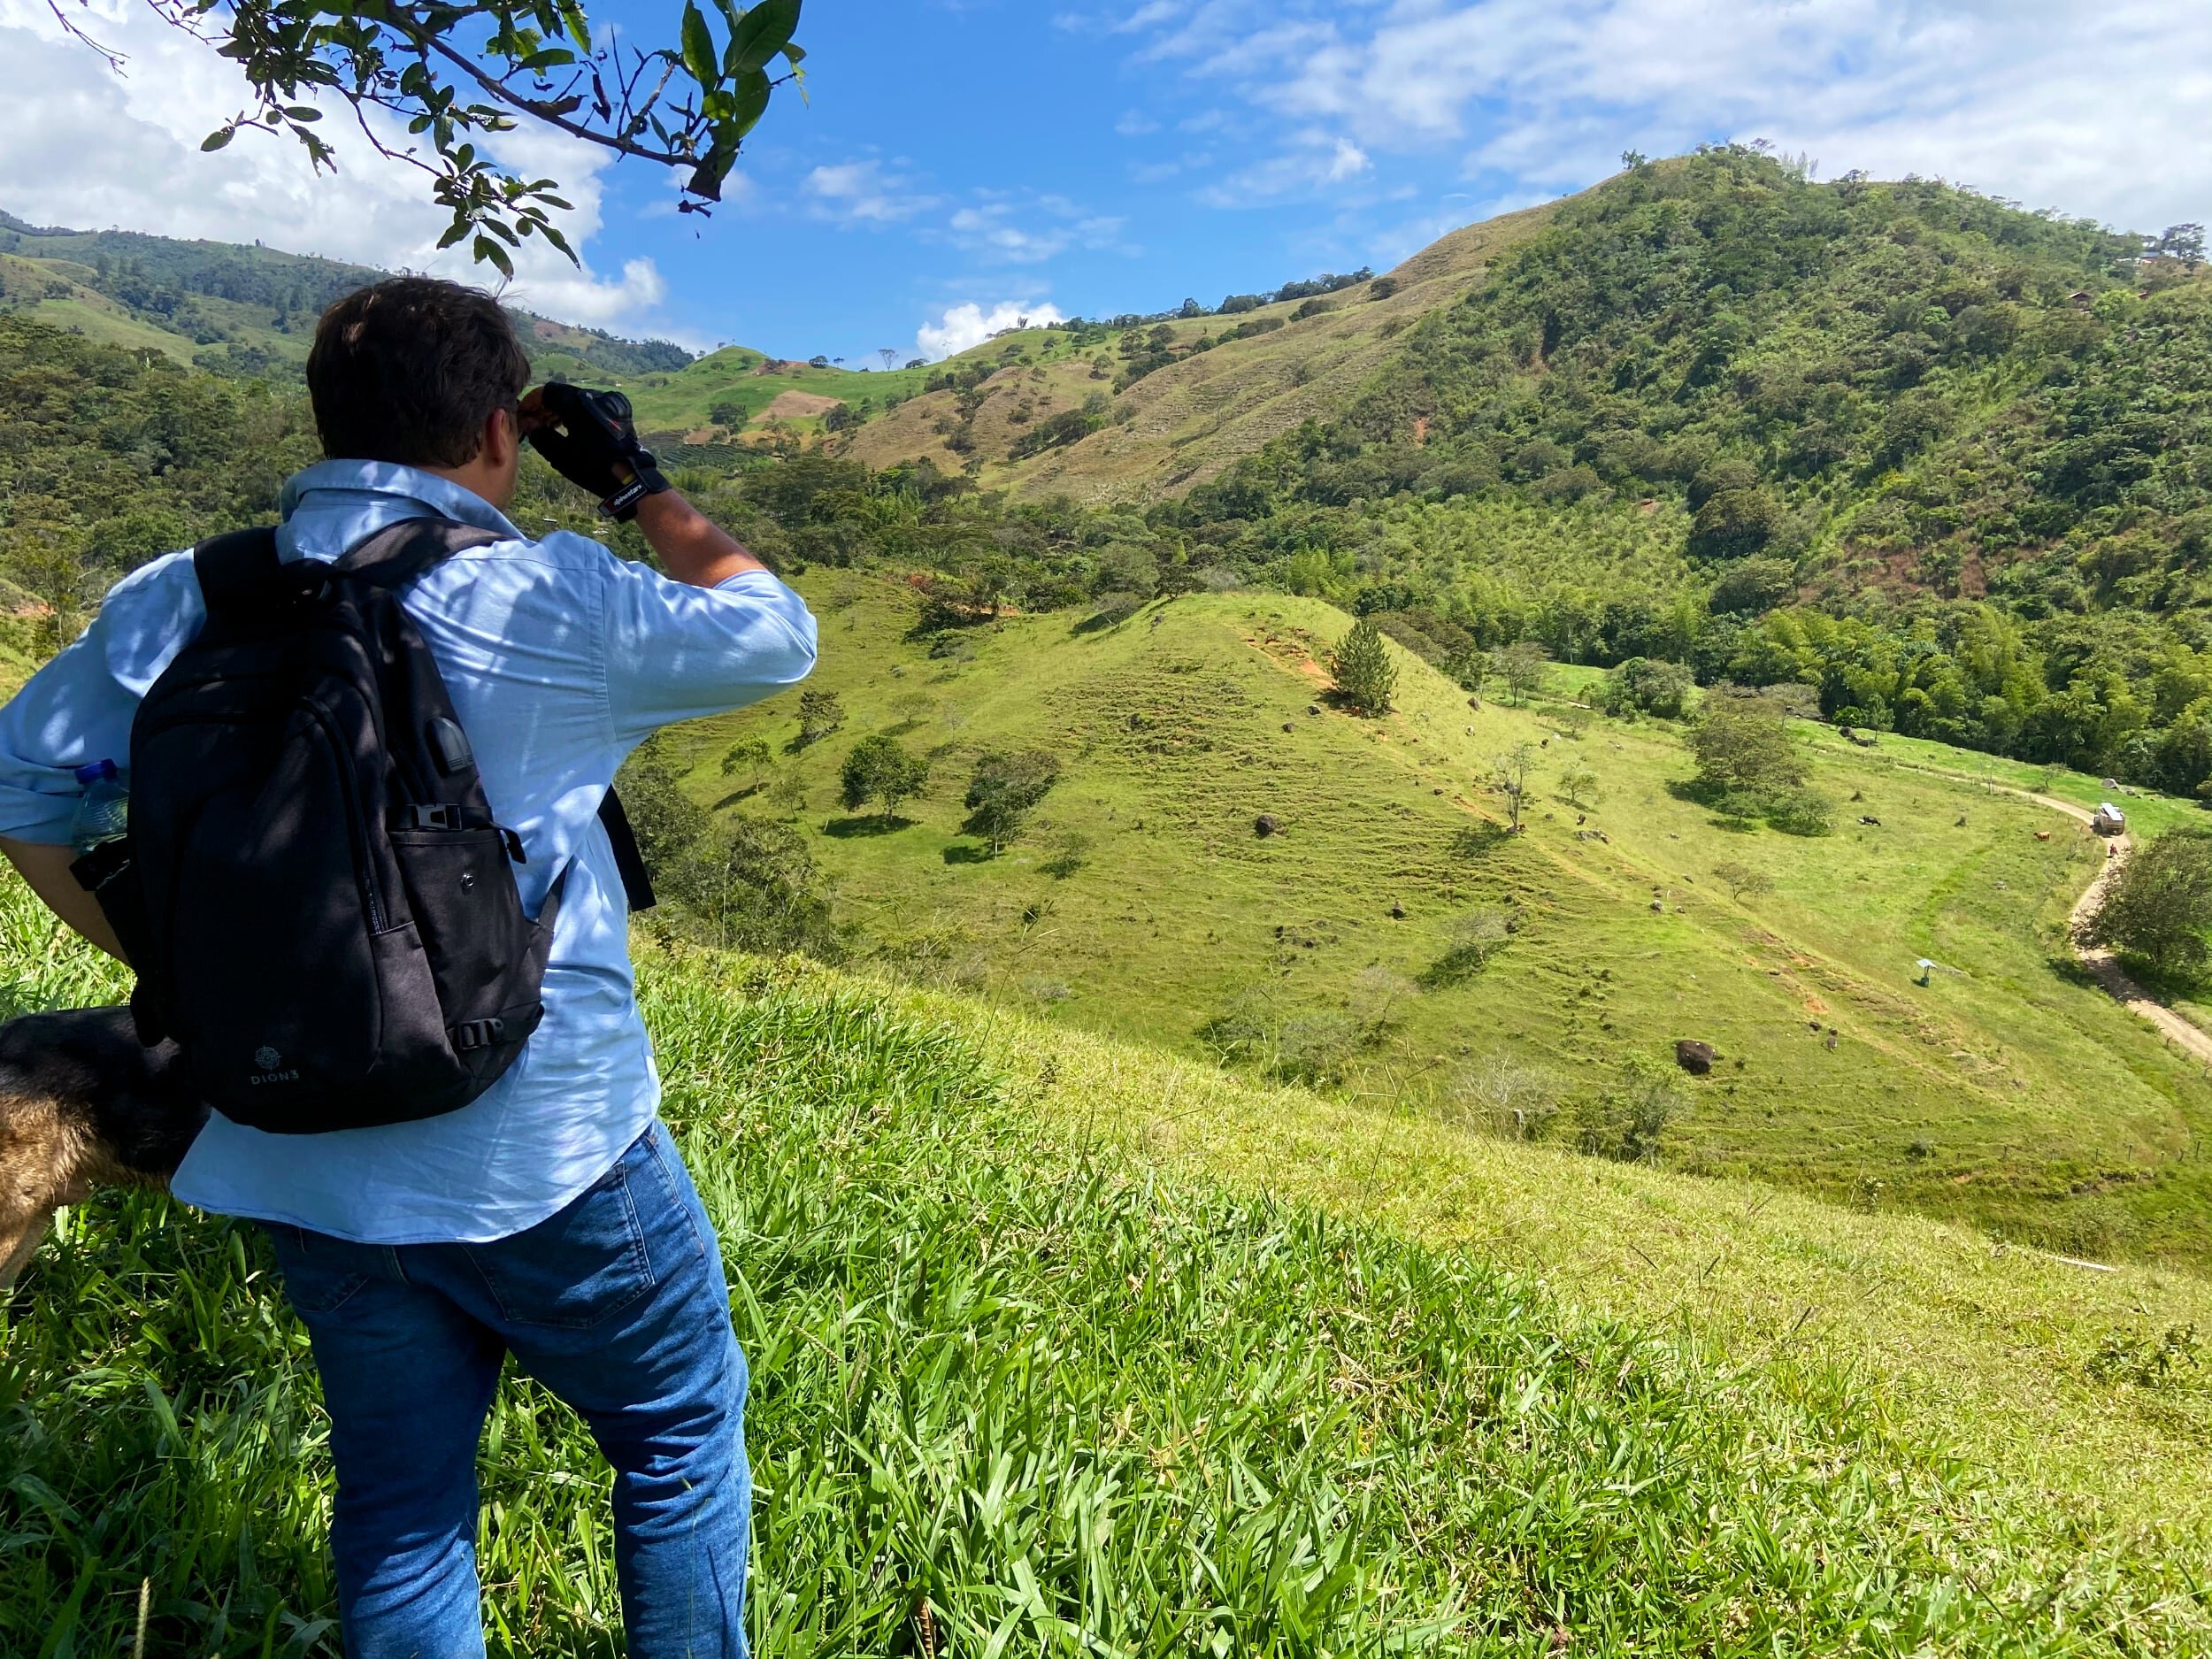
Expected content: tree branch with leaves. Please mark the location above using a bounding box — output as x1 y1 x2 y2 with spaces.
48 0 806 273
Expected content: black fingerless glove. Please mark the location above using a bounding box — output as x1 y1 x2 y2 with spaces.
526 385 672 521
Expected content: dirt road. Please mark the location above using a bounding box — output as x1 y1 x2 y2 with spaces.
2028 793 2212 1067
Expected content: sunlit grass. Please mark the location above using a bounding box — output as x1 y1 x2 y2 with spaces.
6 895 2210 1653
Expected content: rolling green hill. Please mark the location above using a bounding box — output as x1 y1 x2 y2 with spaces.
840 203 1563 502
661 572 2212 1271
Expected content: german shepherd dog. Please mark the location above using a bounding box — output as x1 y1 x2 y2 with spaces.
0 1008 204 1289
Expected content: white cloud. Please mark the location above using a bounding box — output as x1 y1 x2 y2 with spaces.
0 0 681 336
916 299 1070 361
1199 131 1371 207
937 196 1132 264
803 159 934 226
1109 0 2212 234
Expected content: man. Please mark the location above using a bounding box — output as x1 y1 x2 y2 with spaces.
0 278 815 1656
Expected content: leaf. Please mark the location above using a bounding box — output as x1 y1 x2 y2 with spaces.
728 0 798 73
557 0 592 53
541 223 579 265
472 234 515 278
283 105 321 121
436 220 471 250
726 65 771 137
781 41 804 65
200 127 234 151
680 1 718 88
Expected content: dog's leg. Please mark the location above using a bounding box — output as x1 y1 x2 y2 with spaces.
0 1095 90 1295
0 1209 55 1293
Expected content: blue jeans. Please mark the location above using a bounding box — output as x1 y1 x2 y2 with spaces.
264 1121 750 1659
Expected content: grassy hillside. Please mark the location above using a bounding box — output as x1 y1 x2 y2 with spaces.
3 878 2208 1655
665 574 2212 1270
622 345 932 439
841 204 1562 503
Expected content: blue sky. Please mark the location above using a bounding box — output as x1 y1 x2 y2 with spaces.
2 1 2207 362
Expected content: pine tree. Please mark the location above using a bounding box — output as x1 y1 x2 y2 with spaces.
1332 617 1396 715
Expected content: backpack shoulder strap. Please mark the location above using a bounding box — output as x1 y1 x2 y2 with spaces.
597 788 657 912
337 516 508 590
191 527 285 611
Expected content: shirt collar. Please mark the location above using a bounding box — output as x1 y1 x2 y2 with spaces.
277 459 526 558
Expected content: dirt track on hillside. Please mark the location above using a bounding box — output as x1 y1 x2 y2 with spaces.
2019 793 2212 1066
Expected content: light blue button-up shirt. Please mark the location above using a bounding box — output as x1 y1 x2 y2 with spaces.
0 461 817 1243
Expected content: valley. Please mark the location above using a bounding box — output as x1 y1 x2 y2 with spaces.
663 573 2212 1268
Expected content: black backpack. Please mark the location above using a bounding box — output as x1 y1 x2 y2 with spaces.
73 518 654 1133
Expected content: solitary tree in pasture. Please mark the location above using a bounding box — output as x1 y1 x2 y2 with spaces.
1332 617 1397 715
1496 641 1551 707
722 736 775 789
1494 742 1538 833
1711 860 1774 902
1691 692 1806 795
1556 761 1600 809
797 688 846 749
841 734 931 826
962 750 1062 855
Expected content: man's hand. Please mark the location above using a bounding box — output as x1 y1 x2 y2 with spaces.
0 839 127 962
521 383 768 588
520 385 672 520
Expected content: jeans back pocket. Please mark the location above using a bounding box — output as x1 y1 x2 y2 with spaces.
463 1142 657 1331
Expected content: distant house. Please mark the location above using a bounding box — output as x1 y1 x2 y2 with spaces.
2092 803 2127 834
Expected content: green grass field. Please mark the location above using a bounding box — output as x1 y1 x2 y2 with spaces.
622 347 934 439
667 577 2212 1271
4 877 2210 1655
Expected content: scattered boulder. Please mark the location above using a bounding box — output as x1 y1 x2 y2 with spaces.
1390 900 1407 919
1254 814 1280 839
1858 815 1883 826
1307 703 1322 716
1467 697 1482 710
1282 722 1295 733
1675 1040 1716 1075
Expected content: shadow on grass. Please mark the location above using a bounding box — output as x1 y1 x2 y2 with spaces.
1450 820 1517 859
824 814 917 839
942 844 993 866
713 783 765 810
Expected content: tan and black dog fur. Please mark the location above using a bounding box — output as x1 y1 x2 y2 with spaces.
0 1008 204 1289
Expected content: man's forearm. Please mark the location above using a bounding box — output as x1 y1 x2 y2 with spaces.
633 490 767 589
0 837 127 962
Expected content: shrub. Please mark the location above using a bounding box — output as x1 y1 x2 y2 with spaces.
1603 657 1694 718
1573 1054 1688 1164
962 750 1063 855
1421 908 1515 987
796 688 845 748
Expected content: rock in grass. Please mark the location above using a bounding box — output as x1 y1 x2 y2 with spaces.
1676 1040 1717 1075
1255 814 1281 839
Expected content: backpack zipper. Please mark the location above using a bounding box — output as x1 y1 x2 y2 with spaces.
306 700 385 932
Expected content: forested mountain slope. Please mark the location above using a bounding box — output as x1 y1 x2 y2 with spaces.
0 210 691 383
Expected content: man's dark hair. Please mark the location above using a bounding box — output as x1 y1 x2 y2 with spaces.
308 278 530 467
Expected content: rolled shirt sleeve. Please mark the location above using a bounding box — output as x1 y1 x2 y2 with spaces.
597 551 819 748
0 552 204 845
